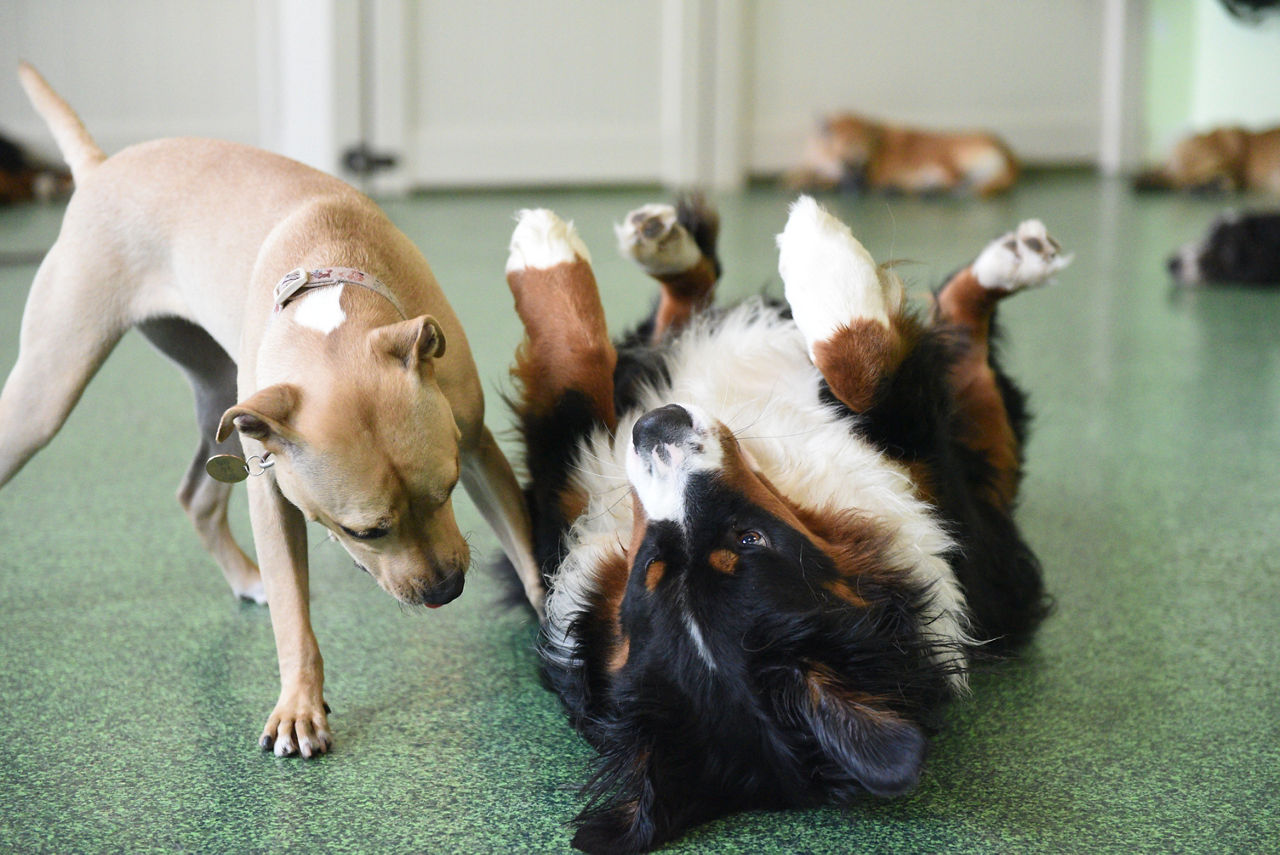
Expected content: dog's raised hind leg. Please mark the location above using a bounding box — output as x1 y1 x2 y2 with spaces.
616 194 720 343
507 208 617 430
137 317 265 603
777 195 908 413
932 220 1070 508
0 250 128 489
506 209 619 579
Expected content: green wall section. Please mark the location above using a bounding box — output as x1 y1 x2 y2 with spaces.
1144 0 1196 159
1144 0 1280 161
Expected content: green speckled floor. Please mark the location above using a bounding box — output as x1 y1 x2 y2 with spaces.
1 172 1277 853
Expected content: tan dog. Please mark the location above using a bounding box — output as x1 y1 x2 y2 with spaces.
0 64 543 757
786 112 1019 197
1134 125 1280 193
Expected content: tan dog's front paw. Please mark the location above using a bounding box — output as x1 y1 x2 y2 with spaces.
260 694 332 758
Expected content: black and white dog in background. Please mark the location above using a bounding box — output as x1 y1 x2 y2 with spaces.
503 195 1068 853
1168 210 1280 286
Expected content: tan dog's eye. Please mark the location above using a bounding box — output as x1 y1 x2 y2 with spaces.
341 524 390 541
738 530 767 548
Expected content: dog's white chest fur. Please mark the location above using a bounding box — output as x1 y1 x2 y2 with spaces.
544 301 969 679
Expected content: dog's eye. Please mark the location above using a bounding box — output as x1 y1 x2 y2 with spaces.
341 524 390 541
738 530 767 548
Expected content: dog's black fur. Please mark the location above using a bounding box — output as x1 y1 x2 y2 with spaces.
1168 210 1280 286
512 202 1048 853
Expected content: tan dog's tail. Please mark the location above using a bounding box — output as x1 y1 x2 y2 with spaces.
17 62 106 183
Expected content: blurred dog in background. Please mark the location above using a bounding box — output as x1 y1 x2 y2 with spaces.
785 112 1019 197
1168 210 1280 285
1135 126 1280 194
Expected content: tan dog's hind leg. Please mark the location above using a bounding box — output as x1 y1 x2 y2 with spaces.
933 220 1070 508
507 209 618 430
461 426 545 616
777 196 907 413
137 317 265 603
244 472 331 757
616 197 720 343
0 251 128 488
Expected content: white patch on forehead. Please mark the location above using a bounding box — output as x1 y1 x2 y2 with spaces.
292 284 346 334
682 609 717 670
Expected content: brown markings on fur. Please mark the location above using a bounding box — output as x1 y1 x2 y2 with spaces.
645 559 667 592
650 256 718 343
905 461 938 507
822 577 869 608
595 548 631 671
608 633 631 673
707 549 738 575
811 319 906 413
507 260 617 431
558 487 588 530
713 428 895 593
933 265 1021 509
804 661 897 721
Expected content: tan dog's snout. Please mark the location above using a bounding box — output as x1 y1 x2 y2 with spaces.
349 515 472 608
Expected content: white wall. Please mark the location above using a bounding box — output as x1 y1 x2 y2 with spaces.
745 0 1112 174
2 0 1136 190
0 0 260 162
1189 0 1280 129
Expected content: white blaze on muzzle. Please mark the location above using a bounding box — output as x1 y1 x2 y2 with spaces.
625 403 724 527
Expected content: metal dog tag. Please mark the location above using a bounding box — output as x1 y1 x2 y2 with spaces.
206 454 250 483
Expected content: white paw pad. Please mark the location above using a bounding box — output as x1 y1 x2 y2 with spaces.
777 195 891 358
507 208 591 274
972 220 1072 291
615 204 701 275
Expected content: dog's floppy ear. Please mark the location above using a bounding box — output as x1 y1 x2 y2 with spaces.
370 314 446 368
786 662 925 797
216 383 300 444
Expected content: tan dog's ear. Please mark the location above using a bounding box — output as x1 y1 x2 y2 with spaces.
370 314 447 368
216 384 300 443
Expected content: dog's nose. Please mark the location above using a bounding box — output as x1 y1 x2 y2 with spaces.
1167 254 1182 275
632 404 695 454
421 571 465 608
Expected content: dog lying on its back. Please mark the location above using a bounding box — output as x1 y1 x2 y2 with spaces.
0 64 544 757
786 112 1020 197
1168 210 1280 285
1135 126 1280 194
504 194 1067 852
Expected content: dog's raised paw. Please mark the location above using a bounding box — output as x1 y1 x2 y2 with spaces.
777 195 902 358
507 208 591 274
972 220 1072 291
615 203 702 275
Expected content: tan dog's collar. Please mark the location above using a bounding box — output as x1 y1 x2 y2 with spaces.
273 267 407 318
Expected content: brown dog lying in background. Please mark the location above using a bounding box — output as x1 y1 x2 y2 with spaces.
786 112 1019 197
1135 125 1280 193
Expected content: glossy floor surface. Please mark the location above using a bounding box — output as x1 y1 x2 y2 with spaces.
1 172 1276 853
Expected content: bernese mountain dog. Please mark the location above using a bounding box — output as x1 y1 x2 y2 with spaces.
1168 210 1280 286
504 195 1069 853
